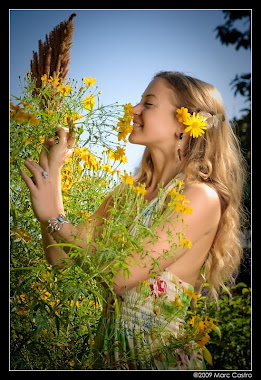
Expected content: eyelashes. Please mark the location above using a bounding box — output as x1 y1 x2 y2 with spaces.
133 101 153 108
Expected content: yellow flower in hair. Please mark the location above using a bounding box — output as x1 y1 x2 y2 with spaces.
176 107 190 123
183 112 207 138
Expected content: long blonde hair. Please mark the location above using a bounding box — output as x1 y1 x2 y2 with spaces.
135 71 247 300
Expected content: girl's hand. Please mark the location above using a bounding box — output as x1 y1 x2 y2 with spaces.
39 120 77 176
21 158 63 224
21 120 76 223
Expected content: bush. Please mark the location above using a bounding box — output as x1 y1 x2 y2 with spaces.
188 283 251 370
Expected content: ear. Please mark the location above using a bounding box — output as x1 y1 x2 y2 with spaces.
175 127 184 139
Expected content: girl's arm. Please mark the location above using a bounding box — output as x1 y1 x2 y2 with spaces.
21 125 89 267
21 125 113 268
40 193 113 268
112 183 221 295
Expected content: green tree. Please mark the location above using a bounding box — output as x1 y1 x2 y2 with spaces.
215 10 251 286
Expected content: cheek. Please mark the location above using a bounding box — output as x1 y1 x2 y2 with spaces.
149 117 175 138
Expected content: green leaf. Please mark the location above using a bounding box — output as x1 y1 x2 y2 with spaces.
212 324 222 339
202 346 213 366
235 282 247 288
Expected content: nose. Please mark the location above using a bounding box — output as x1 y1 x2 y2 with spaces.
132 102 142 115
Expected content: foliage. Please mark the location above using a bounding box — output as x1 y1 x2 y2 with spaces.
215 10 251 291
10 74 131 369
215 10 250 51
189 283 251 370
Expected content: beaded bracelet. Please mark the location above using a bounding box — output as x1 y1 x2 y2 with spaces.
46 214 69 234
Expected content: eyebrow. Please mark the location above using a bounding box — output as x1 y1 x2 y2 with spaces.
141 93 158 99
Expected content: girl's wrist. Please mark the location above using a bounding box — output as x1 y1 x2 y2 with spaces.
45 214 69 234
48 168 62 180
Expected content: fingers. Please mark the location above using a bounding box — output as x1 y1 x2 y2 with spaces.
56 119 77 149
39 135 58 170
56 126 68 146
50 122 77 150
21 168 35 192
22 159 45 188
67 117 77 149
39 148 49 171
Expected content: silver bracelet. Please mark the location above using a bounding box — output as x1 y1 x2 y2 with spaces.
46 214 69 234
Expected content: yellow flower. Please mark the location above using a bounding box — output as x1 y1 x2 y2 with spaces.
12 228 31 244
10 101 39 126
120 172 135 186
68 300 80 307
83 76 97 88
197 333 210 347
63 113 83 124
40 290 52 300
108 146 128 163
101 163 114 174
82 95 96 110
174 296 184 307
183 112 207 138
77 210 90 219
168 187 185 202
180 238 192 249
48 76 60 87
133 183 147 195
118 125 133 142
28 113 40 126
181 204 193 215
176 107 190 123
114 103 133 142
78 148 100 171
50 299 60 307
41 74 48 84
57 84 72 96
184 288 199 300
167 195 193 215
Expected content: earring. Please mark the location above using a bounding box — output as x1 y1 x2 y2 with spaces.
177 133 183 162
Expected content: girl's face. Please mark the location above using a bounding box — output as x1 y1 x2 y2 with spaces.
129 78 181 149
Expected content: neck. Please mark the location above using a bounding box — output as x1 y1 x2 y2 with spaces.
148 147 179 192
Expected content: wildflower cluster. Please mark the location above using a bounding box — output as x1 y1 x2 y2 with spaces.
10 100 39 126
60 146 130 205
114 103 133 141
41 74 73 97
167 180 193 215
186 314 221 365
120 171 147 195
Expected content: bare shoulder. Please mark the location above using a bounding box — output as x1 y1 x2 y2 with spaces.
184 182 220 203
183 182 221 223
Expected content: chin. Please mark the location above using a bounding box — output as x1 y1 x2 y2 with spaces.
128 134 144 145
129 128 144 144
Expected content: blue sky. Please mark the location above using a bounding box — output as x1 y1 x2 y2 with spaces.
10 9 251 174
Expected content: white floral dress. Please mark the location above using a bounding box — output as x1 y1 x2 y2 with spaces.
93 178 204 370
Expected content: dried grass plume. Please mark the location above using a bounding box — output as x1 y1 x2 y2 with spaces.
30 13 77 88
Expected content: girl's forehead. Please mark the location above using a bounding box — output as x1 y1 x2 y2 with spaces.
143 78 178 104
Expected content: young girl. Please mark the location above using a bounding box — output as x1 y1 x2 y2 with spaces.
21 71 246 370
